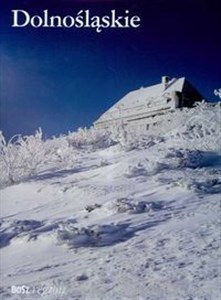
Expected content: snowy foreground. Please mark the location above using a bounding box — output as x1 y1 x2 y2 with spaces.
0 104 221 300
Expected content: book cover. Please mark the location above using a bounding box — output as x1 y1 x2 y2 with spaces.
0 1 220 299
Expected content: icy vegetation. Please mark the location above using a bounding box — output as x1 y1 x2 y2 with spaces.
0 127 115 186
214 88 221 99
0 102 221 299
0 102 220 187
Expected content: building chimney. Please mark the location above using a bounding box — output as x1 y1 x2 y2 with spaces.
162 76 170 89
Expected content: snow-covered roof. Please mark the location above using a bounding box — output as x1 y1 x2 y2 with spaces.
95 77 185 123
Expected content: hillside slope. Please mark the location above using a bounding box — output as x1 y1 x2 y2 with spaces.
0 103 221 300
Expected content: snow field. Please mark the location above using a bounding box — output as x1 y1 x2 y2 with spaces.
0 102 220 299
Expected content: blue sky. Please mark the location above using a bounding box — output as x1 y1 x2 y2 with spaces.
0 0 220 139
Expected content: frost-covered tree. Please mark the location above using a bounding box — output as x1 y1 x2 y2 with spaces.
214 89 221 99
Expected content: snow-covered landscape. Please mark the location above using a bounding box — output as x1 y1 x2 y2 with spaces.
0 102 221 300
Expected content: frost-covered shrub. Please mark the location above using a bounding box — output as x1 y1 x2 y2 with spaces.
164 102 221 151
165 149 203 169
125 158 169 178
122 135 164 152
125 163 148 178
178 150 203 168
0 129 79 186
113 102 220 152
66 127 116 150
176 169 221 194
193 178 221 194
109 198 164 214
46 136 79 168
165 148 221 170
0 129 48 185
0 127 116 186
56 222 133 248
111 198 146 213
85 203 102 213
56 224 100 248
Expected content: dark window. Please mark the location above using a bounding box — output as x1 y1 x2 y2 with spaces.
146 124 150 130
167 98 172 103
